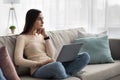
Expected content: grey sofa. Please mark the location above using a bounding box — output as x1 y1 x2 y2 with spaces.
0 27 120 80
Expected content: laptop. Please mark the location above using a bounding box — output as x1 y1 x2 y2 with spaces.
56 43 83 62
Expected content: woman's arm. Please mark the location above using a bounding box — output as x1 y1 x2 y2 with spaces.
14 35 38 67
39 27 56 59
45 38 56 59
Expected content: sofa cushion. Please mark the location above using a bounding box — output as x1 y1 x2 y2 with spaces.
73 35 114 64
47 27 86 58
78 31 107 38
0 35 17 60
76 60 120 80
108 75 120 80
0 35 30 76
0 46 20 80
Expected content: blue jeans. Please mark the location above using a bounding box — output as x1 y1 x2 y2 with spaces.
0 68 6 80
62 52 90 75
32 52 90 79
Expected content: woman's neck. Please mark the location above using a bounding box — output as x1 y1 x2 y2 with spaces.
27 31 39 36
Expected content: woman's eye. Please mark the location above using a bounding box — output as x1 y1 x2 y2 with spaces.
37 18 41 20
37 17 43 20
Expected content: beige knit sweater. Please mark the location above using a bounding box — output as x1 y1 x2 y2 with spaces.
14 34 55 75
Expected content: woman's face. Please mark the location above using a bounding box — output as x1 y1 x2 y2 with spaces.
33 13 44 30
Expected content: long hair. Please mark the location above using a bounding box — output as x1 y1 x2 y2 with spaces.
21 9 41 34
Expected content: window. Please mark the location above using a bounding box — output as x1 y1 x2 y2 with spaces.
106 0 120 38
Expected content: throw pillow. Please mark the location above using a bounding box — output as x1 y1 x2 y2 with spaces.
72 35 114 64
78 31 107 38
0 46 20 80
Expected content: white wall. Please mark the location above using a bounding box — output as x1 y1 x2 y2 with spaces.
0 0 23 35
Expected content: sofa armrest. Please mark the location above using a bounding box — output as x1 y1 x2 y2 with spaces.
109 39 120 60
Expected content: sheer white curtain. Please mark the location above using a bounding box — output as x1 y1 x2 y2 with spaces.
105 0 120 38
91 0 120 38
87 0 106 33
0 0 90 35
0 0 89 35
18 0 89 31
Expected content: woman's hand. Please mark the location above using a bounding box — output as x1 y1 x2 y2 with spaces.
37 28 47 37
36 58 55 67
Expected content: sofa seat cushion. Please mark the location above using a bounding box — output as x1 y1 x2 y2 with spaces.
108 75 120 80
20 76 43 80
20 76 81 80
76 60 120 80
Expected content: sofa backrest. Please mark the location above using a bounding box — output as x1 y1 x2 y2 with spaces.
47 27 86 58
0 35 17 61
0 35 30 76
109 39 120 60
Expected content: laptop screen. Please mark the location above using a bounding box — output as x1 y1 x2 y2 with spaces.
57 43 83 62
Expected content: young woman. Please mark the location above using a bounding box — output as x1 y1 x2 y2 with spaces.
14 9 90 79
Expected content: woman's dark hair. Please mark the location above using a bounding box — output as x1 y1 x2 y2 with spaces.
21 9 41 34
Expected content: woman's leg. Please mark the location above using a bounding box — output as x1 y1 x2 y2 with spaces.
0 68 6 80
62 52 90 75
32 62 68 79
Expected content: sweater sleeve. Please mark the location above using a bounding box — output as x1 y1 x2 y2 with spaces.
45 39 56 59
14 35 38 67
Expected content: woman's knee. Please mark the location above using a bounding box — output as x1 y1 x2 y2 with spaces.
53 62 65 70
52 62 68 78
78 52 90 64
53 62 62 67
